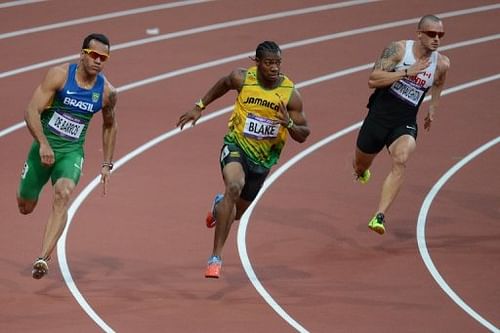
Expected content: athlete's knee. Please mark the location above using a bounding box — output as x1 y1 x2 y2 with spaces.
390 136 416 163
54 188 71 204
53 179 75 204
392 149 412 166
226 180 244 199
390 157 409 178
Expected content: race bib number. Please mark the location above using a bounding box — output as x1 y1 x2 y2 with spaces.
48 111 85 140
243 114 280 140
390 79 425 106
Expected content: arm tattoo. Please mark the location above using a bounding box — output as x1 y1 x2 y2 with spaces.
107 90 117 111
373 42 399 71
103 89 117 123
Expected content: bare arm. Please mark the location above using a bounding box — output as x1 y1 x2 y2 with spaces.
176 68 245 129
424 54 450 131
368 41 405 88
368 41 431 89
200 68 245 106
100 82 118 195
276 88 310 143
24 64 67 166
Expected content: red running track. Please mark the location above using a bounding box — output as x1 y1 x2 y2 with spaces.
0 0 499 332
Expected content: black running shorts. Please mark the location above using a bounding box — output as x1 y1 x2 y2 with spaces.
219 143 270 201
356 116 418 154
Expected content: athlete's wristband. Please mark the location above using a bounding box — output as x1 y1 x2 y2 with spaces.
195 99 206 110
102 162 114 170
286 118 294 129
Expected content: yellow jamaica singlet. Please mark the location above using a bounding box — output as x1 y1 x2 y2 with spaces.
224 66 295 169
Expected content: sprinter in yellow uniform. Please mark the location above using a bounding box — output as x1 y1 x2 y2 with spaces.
177 41 310 278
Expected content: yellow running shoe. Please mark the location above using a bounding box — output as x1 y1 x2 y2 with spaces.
356 169 371 184
368 213 385 235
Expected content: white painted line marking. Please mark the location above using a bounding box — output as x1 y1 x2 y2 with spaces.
417 138 500 333
0 0 378 79
0 0 213 40
57 68 500 331
237 75 500 331
1 30 498 138
0 0 46 9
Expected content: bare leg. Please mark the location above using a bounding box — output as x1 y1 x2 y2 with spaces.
353 147 377 177
212 162 246 258
376 135 416 215
40 178 76 260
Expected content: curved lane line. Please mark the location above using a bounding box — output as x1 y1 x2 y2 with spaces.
0 0 377 79
236 75 500 331
1 6 498 138
3 2 498 80
237 121 362 333
2 2 498 82
57 70 500 331
1 30 498 138
417 137 500 333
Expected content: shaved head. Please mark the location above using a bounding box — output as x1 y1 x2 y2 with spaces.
417 15 442 30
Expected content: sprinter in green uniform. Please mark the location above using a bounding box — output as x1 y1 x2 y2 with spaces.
17 33 118 279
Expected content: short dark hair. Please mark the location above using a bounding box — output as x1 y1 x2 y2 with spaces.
255 41 281 59
82 33 110 50
417 15 442 30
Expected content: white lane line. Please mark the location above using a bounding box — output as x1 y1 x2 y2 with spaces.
4 2 499 80
56 63 500 331
237 122 363 333
236 75 500 331
55 69 359 332
0 0 213 40
1 28 498 138
117 32 499 93
0 0 45 9
5 1 500 83
0 1 374 139
0 0 377 79
417 138 500 333
0 122 25 138
57 178 115 332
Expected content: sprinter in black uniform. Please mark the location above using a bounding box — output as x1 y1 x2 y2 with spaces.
353 15 450 234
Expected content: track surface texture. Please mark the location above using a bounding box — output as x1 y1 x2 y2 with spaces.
0 1 498 332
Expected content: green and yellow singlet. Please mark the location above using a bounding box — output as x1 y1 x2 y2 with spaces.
224 66 294 168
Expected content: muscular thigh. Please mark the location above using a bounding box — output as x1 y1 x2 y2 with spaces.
219 143 270 201
386 123 418 148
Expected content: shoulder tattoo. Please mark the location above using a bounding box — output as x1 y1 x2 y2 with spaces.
373 42 400 71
